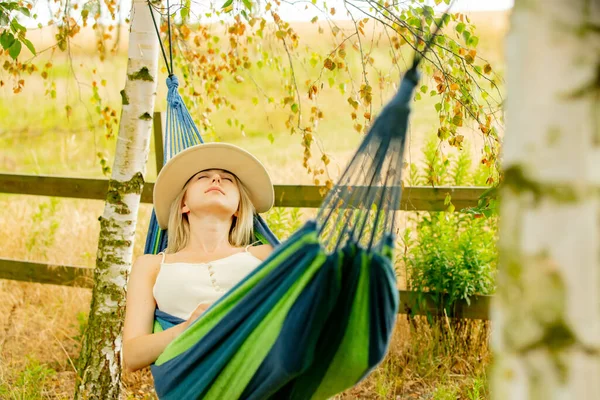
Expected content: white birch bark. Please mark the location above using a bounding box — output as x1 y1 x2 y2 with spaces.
492 0 600 398
74 1 159 398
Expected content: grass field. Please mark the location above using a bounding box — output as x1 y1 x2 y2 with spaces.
0 9 507 399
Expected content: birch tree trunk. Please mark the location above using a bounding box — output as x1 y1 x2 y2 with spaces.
492 0 600 398
74 1 159 398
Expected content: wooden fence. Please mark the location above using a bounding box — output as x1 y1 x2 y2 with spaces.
0 112 493 320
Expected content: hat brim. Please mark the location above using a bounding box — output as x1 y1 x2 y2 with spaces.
153 143 274 230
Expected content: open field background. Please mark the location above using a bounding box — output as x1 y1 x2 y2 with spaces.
0 10 507 399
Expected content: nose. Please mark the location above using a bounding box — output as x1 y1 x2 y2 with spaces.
211 173 221 184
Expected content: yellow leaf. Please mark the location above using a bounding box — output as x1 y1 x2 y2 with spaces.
324 58 336 70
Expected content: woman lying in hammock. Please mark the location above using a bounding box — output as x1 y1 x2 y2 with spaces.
122 142 275 372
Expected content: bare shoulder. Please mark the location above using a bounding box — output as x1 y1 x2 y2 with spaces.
130 254 162 278
247 244 274 261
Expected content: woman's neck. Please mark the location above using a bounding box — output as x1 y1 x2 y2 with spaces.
184 213 235 253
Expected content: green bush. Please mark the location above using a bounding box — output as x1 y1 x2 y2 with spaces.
25 198 60 256
403 136 498 309
0 356 57 399
403 211 497 304
264 207 305 240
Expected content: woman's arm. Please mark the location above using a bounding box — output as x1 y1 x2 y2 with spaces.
122 254 190 372
123 244 273 372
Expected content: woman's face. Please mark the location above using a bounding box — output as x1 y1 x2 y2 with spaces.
181 169 241 218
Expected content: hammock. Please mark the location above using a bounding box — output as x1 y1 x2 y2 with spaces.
143 2 440 398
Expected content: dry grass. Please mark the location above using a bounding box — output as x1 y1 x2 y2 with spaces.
0 10 506 399
0 279 490 399
343 318 490 399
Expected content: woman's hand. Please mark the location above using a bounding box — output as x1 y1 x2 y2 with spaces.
184 302 212 328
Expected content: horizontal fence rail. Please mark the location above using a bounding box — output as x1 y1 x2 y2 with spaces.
0 259 490 319
0 111 493 320
0 173 487 211
0 174 491 319
0 258 94 288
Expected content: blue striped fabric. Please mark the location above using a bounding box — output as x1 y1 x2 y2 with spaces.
151 223 399 400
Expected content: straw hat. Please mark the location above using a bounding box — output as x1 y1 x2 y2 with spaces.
153 143 274 229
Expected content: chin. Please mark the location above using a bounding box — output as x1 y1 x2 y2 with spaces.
194 201 237 217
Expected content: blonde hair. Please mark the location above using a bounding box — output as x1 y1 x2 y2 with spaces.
165 173 255 253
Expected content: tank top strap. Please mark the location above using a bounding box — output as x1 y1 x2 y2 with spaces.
158 252 167 264
244 240 260 252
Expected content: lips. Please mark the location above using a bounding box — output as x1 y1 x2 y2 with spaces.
205 187 225 195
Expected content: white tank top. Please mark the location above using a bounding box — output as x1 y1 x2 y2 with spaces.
152 248 262 320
